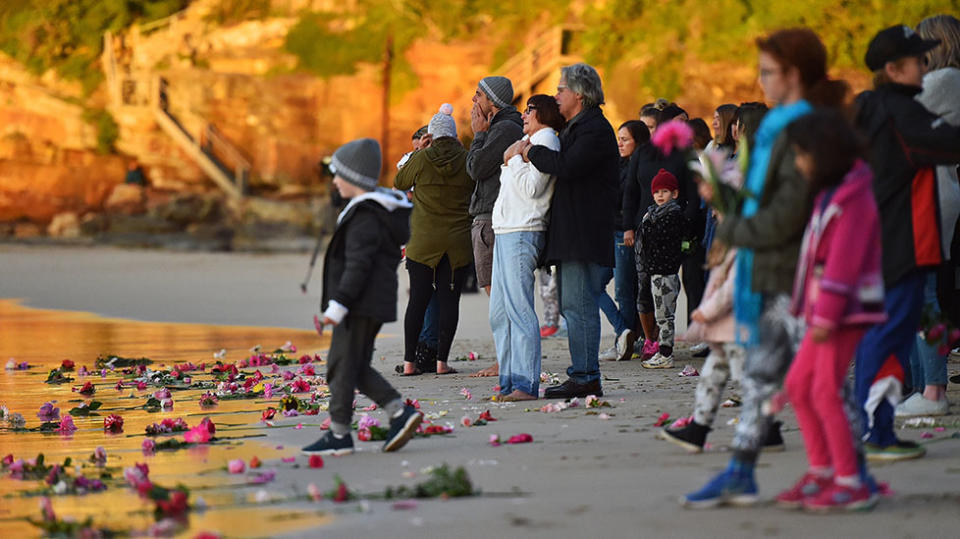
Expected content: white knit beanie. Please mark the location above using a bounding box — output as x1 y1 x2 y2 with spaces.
428 103 457 139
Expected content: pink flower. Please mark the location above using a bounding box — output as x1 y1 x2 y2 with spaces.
281 456 296 463
653 413 670 427
263 383 274 399
184 424 212 444
460 415 472 427
292 378 311 393
92 446 107 465
488 434 501 447
294 423 303 430
136 381 147 391
104 414 124 433
468 352 477 361
142 439 156 453
460 387 472 400
921 432 934 439
283 371 295 381
153 388 171 400
362 403 377 411
308 455 324 469
40 497 56 522
308 483 323 501
357 415 380 430
228 459 245 474
506 433 533 444
124 462 149 489
651 120 694 156
56 415 77 435
669 415 693 430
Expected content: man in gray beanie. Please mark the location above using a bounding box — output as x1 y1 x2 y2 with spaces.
467 76 524 298
302 137 424 456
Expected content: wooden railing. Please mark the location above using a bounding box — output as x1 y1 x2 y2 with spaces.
495 26 581 105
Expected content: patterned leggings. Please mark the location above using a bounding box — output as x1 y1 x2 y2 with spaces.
732 294 866 463
693 343 746 427
651 274 680 353
538 267 559 327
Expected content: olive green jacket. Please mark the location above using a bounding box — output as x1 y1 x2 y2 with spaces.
715 132 812 295
394 137 475 270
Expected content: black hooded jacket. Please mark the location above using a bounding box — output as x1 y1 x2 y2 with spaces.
321 189 412 323
854 83 960 286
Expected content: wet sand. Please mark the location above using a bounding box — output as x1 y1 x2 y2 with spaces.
2 244 959 538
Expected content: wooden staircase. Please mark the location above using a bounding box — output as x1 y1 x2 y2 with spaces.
495 26 581 106
103 29 249 199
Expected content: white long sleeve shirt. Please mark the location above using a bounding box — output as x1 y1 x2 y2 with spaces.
491 127 560 234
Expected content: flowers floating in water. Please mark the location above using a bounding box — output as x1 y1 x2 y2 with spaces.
60 359 75 371
227 459 245 474
56 416 77 435
183 418 216 444
145 417 188 435
37 402 60 422
75 382 95 396
198 392 219 407
103 414 124 433
142 439 156 454
5 358 28 370
91 447 107 466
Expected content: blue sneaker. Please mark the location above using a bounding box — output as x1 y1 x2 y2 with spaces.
680 466 759 509
301 431 354 456
382 405 423 453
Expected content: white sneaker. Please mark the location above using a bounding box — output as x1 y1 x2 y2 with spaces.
895 392 949 417
615 329 636 361
642 352 674 369
599 344 619 361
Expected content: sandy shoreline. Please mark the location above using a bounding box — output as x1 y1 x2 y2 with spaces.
2 244 959 538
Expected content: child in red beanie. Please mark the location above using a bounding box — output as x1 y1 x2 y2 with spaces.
638 168 685 368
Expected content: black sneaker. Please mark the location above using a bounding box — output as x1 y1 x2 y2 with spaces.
660 420 710 453
542 378 603 399
383 405 423 453
302 431 354 456
763 420 785 452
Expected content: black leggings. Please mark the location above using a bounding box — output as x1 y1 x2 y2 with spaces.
405 254 469 364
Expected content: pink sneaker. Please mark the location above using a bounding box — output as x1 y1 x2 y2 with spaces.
641 339 659 360
775 473 832 509
803 482 876 512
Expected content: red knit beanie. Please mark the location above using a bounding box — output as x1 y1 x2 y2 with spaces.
651 168 678 193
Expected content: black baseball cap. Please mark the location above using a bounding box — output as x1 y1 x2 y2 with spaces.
865 25 940 71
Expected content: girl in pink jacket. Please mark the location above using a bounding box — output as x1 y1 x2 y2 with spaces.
777 111 886 512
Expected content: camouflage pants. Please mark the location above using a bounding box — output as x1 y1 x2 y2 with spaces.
693 342 746 427
538 267 559 327
651 274 680 350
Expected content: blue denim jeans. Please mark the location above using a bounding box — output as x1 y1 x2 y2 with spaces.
418 293 439 348
598 231 636 336
489 231 545 396
557 260 607 384
909 273 949 389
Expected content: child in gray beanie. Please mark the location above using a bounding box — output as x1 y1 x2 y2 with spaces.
302 137 423 456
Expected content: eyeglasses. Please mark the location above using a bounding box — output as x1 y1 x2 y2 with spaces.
523 106 538 115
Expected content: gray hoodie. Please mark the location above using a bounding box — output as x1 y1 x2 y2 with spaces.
466 106 523 219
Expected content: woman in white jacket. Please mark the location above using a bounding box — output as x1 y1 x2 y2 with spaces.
489 95 566 402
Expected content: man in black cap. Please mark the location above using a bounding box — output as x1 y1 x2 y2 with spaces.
852 25 960 462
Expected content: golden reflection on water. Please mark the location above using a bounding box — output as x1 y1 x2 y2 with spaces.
0 299 332 536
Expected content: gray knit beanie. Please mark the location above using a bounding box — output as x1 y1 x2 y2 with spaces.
428 103 457 139
330 138 381 191
479 76 514 109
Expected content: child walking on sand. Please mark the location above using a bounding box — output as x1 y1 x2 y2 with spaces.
302 138 423 456
777 111 886 511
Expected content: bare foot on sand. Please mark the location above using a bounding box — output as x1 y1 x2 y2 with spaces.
499 389 537 402
470 364 499 377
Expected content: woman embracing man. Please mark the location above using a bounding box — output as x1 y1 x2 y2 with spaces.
489 95 566 402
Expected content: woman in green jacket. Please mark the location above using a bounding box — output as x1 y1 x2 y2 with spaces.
394 104 475 375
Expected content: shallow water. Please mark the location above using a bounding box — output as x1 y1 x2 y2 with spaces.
0 299 332 536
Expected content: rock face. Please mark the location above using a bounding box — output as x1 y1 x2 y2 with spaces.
47 212 81 238
104 184 146 215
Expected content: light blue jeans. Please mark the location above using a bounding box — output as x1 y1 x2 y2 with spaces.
490 231 545 397
557 260 608 385
597 231 635 337
909 273 949 389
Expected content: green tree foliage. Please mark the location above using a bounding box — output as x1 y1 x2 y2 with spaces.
0 0 188 95
284 0 570 101
577 0 960 99
82 107 119 154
